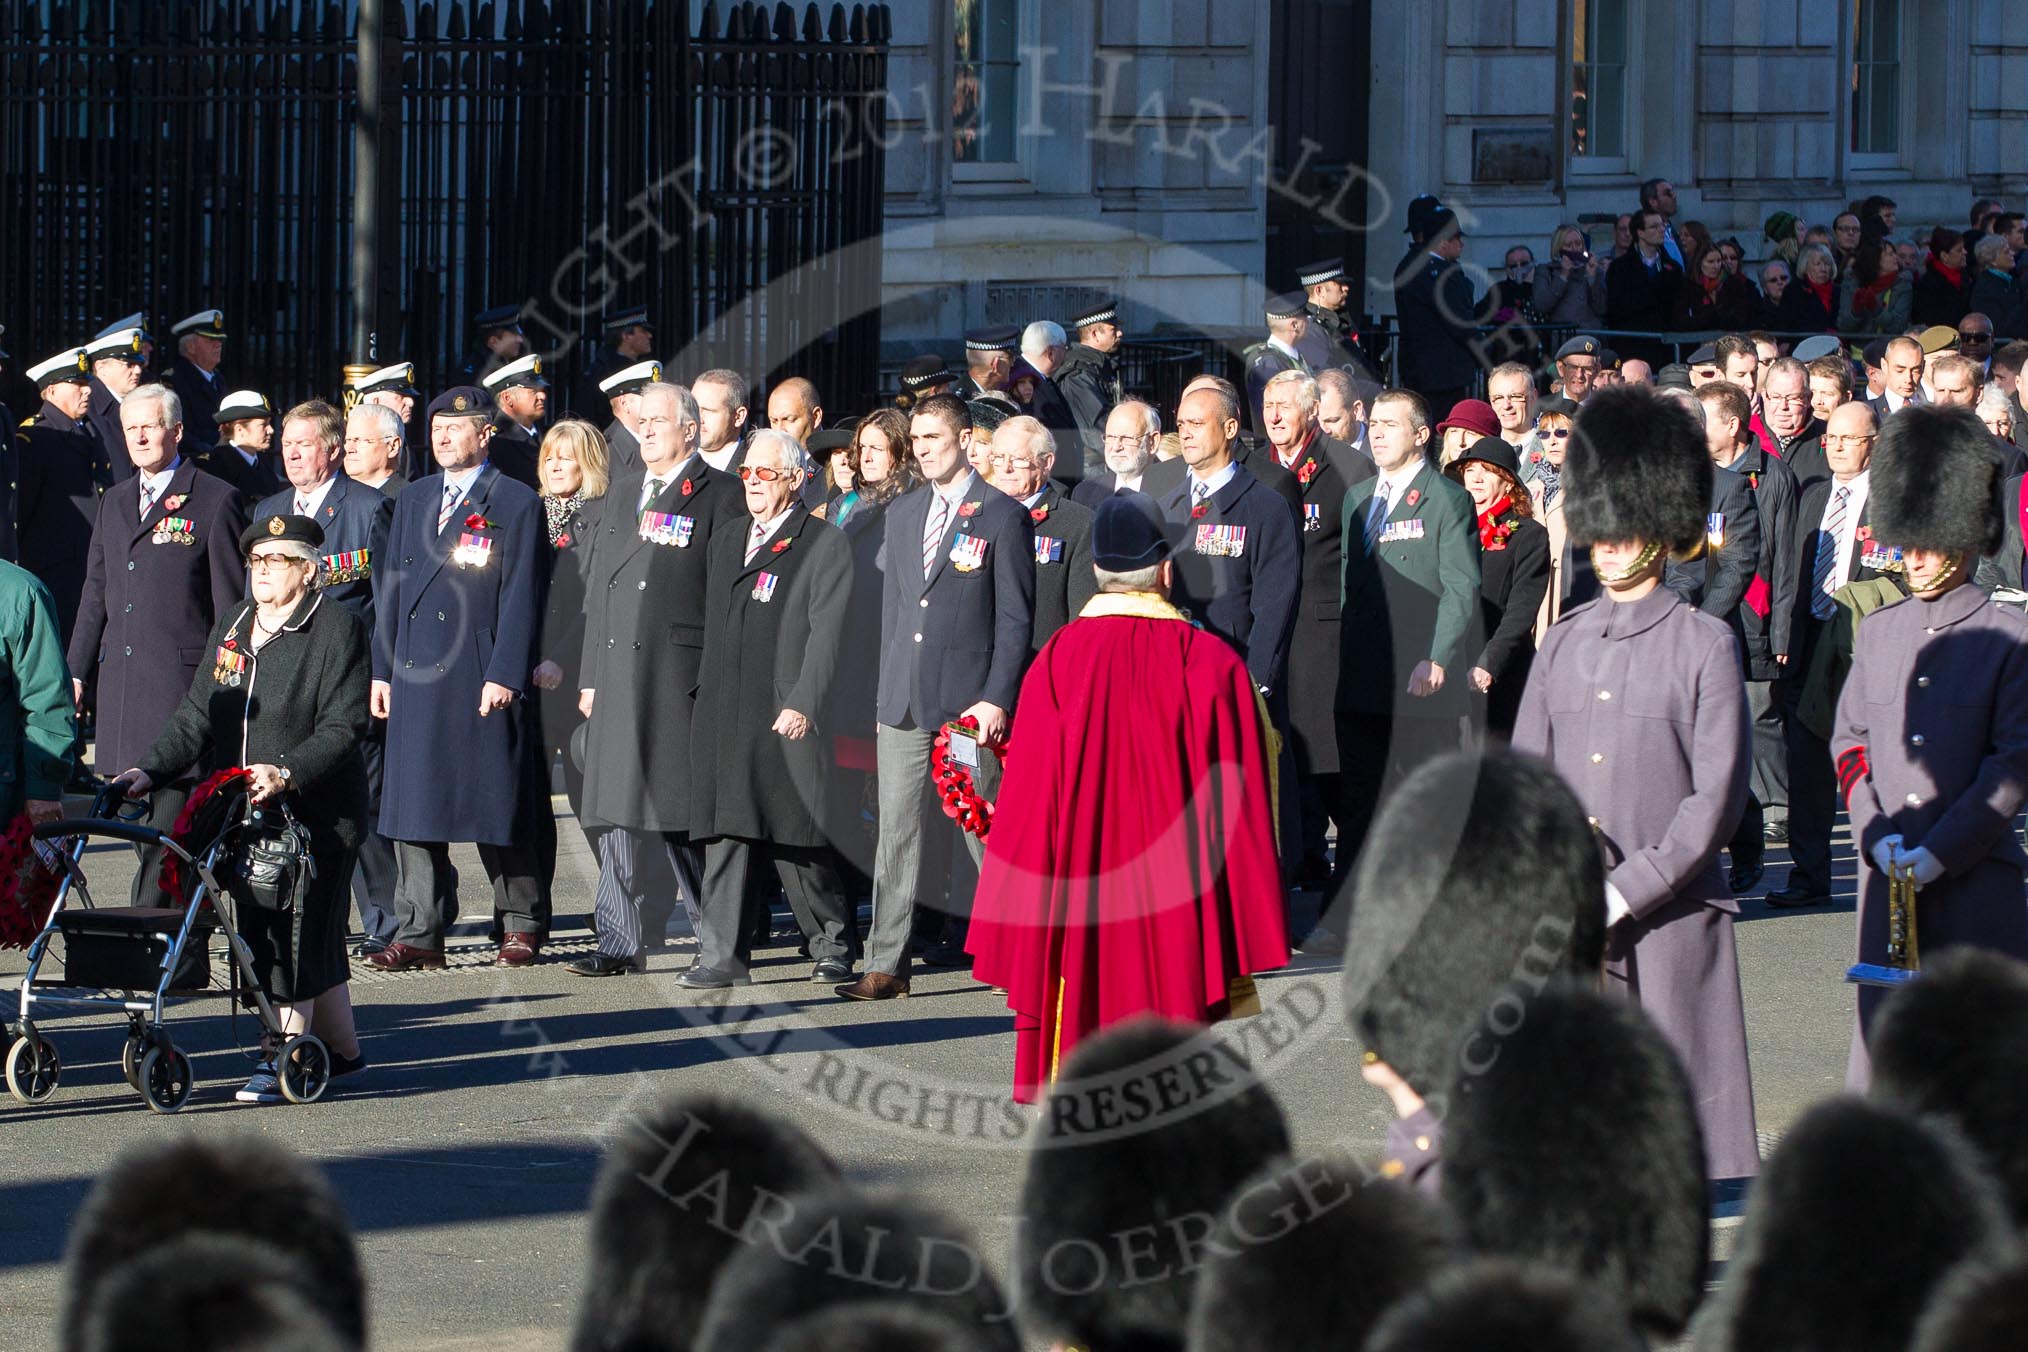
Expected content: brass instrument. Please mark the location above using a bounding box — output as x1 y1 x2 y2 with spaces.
1846 861 1920 988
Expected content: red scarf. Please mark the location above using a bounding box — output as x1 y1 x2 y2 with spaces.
1698 272 1725 299
1477 497 1516 551
1807 279 1835 312
1851 271 1898 316
1928 255 1963 289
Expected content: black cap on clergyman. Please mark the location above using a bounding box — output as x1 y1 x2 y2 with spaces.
1091 493 1173 570
426 386 492 421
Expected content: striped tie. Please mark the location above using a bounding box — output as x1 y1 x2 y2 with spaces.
1812 486 1849 620
1362 483 1392 553
922 494 949 579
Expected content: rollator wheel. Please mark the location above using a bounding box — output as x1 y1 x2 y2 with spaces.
138 1046 193 1114
121 1036 147 1091
278 1034 330 1105
5 1035 61 1105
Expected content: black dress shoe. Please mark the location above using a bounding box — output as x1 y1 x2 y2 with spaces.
566 953 641 977
811 958 854 983
1728 862 1765 894
677 963 752 990
352 937 390 959
1296 927 1345 957
1762 820 1790 844
1763 884 1830 909
922 942 973 968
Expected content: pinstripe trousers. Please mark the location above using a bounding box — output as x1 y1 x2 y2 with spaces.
591 828 704 960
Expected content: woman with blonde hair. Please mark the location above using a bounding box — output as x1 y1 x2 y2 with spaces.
1533 222 1608 329
531 420 610 832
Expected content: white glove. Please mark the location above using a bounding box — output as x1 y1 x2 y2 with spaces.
1894 844 1946 890
1870 834 1903 878
1603 881 1633 927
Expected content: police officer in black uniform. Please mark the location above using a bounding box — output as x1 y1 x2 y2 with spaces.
482 353 548 492
83 324 150 482
167 308 228 449
14 348 112 643
576 306 654 417
1054 300 1124 465
1243 294 1313 439
956 325 1019 400
1292 258 1374 380
460 303 528 386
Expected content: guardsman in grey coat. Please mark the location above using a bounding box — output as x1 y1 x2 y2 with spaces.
988 415 1095 653
1257 368 1376 889
66 383 247 905
1242 293 1312 439
1833 405 2028 1088
13 348 114 644
1513 384 1761 1180
597 358 661 478
1315 390 1480 950
83 325 149 484
682 430 860 988
365 387 550 972
570 382 747 976
836 393 1035 1001
256 399 399 953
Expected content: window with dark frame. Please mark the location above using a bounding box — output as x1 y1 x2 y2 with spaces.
1851 0 1902 155
1569 0 1628 160
952 0 1019 164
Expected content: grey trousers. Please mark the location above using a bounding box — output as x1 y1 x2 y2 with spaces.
865 722 996 977
1746 677 1789 823
697 836 858 975
591 827 703 960
391 840 548 946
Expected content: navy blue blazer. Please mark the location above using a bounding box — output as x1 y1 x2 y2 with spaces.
876 474 1035 729
372 461 546 845
1157 463 1303 691
255 472 396 629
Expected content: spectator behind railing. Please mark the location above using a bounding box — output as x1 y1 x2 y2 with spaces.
1676 240 1760 333
1913 228 1972 328
1838 236 1915 336
1779 245 1841 334
1532 223 1608 330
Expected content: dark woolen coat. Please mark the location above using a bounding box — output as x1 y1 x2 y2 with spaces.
1024 483 1096 653
139 592 371 852
825 496 889 744
690 507 852 846
537 494 602 752
1280 431 1375 774
372 461 546 844
486 420 543 492
12 403 115 643
1473 512 1550 734
67 460 247 772
577 459 746 832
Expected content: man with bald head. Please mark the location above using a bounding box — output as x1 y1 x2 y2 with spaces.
763 376 830 507
1770 400 1892 909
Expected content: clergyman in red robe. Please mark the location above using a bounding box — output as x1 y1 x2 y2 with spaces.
966 494 1289 1102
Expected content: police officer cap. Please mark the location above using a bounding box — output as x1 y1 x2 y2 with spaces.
426 386 492 421
598 360 663 397
601 305 651 334
899 354 954 390
1685 343 1719 367
240 513 326 560
472 303 524 332
84 327 149 363
1068 299 1118 331
1792 334 1843 363
1554 335 1601 361
1265 291 1307 321
170 308 227 340
215 390 276 423
1090 492 1173 570
27 348 90 389
482 354 548 391
1295 257 1345 287
355 362 419 396
962 324 1019 353
1404 193 1444 237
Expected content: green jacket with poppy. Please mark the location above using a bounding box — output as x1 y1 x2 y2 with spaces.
0 561 76 819
1337 459 1482 718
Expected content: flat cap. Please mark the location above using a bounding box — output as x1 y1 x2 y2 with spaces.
1686 343 1719 366
598 359 663 397
170 309 226 339
28 348 90 389
1091 492 1173 570
482 353 547 391
215 389 276 423
354 362 419 396
426 386 491 420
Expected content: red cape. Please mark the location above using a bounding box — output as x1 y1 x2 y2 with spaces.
966 596 1289 1102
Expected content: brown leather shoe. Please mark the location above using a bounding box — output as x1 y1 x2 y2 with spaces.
365 942 446 972
494 932 543 968
835 972 909 1001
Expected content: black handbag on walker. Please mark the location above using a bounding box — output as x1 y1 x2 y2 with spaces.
229 800 317 914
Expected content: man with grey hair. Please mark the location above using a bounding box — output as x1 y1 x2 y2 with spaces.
67 381 247 904
1760 356 1826 489
1019 319 1082 477
571 382 748 978
686 427 861 986
344 401 409 495
988 414 1095 654
1485 361 1542 481
1070 400 1161 508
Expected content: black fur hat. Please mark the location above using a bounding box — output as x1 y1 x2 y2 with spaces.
60 1137 363 1352
1017 1018 1291 1352
75 1233 348 1352
1185 1158 1450 1352
1440 983 1707 1338
1561 383 1713 553
1870 403 2004 555
759 1300 1005 1352
572 1092 841 1352
1869 948 2028 1226
1343 749 1608 1100
1909 1250 2028 1352
1362 1259 1645 1352
696 1186 1018 1352
1697 1097 2014 1352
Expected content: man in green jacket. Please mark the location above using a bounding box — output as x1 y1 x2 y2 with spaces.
0 559 76 824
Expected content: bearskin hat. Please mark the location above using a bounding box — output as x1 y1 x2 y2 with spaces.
1362 1259 1645 1352
1909 1249 2028 1352
1869 948 2028 1225
758 1300 1006 1352
1440 983 1707 1338
1697 1097 2013 1352
1343 749 1608 1100
572 1092 840 1352
1869 403 2004 556
1016 1017 1291 1351
1561 383 1712 553
74 1233 348 1352
1186 1157 1450 1352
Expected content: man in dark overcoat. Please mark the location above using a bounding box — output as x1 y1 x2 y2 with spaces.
1257 367 1376 888
835 393 1035 1001
569 382 746 976
1833 405 2028 1088
597 359 662 478
1513 383 1760 1180
987 415 1095 654
256 399 399 954
1393 207 1482 416
66 382 246 905
365 387 549 971
14 348 114 644
482 355 547 492
1318 389 1480 948
683 430 859 987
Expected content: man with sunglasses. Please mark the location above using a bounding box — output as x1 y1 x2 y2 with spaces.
1958 314 1996 378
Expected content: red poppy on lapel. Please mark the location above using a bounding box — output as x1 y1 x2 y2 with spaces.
1296 460 1319 486
1405 489 1421 508
1030 504 1050 523
464 512 496 530
163 494 187 512
1191 503 1209 520
770 537 792 554
681 478 695 497
958 500 982 518
555 533 573 548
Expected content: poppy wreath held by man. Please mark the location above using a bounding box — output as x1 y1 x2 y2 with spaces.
930 716 1009 840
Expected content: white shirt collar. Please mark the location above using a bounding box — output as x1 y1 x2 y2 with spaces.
1189 460 1238 499
1373 457 1423 503
138 457 182 497
443 463 485 497
1267 335 1300 363
1022 487 1048 509
933 469 978 507
644 452 701 495
1114 469 1144 494
700 445 739 473
748 506 796 550
292 475 339 518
